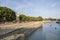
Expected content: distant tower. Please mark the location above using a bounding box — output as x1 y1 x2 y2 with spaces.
16 12 20 23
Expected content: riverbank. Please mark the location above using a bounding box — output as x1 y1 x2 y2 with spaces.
0 21 43 29
0 21 51 40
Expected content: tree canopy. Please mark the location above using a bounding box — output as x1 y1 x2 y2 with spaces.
0 6 16 22
19 14 43 22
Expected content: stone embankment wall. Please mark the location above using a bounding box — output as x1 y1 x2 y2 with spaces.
0 21 51 40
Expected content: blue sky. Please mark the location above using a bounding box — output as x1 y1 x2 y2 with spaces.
0 0 60 18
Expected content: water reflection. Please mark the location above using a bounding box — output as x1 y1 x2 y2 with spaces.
26 22 60 40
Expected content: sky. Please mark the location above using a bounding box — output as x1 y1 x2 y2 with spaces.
0 0 60 18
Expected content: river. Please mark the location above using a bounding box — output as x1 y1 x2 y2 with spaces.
26 22 60 40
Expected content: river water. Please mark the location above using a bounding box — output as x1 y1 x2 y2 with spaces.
26 22 60 40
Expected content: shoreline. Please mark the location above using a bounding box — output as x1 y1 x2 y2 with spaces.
0 21 51 40
0 21 51 29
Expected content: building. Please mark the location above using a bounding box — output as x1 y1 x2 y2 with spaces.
16 12 20 23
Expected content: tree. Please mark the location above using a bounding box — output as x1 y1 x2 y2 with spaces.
47 18 53 21
19 14 43 22
0 6 16 22
37 16 43 21
19 14 27 22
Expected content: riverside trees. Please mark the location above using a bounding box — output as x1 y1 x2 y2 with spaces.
19 14 43 22
0 6 43 23
0 6 16 22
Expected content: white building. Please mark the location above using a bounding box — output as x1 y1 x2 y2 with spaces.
16 12 21 23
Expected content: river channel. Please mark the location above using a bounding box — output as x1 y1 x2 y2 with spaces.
26 22 60 40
